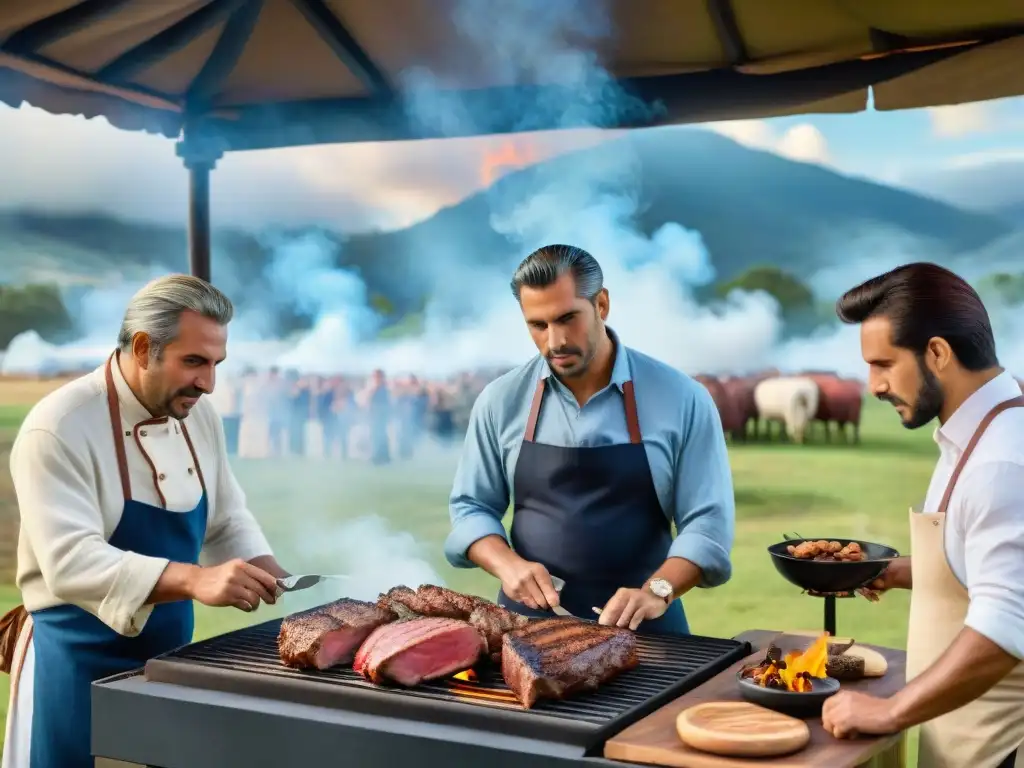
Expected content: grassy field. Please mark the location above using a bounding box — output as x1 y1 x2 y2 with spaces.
0 384 935 760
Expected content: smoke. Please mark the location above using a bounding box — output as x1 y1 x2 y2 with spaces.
265 515 445 613
4 0 1024 384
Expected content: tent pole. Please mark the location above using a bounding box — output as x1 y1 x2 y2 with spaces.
176 132 223 283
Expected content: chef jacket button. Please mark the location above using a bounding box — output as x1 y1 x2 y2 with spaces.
125 431 131 437
158 473 166 481
140 430 148 437
188 468 194 475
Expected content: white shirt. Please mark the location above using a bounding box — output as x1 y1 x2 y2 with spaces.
9 358 273 637
922 371 1024 660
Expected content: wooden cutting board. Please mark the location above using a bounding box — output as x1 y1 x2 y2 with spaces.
675 702 810 757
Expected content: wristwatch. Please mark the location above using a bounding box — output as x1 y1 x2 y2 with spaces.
648 578 673 604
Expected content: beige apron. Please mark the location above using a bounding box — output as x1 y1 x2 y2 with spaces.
906 395 1024 768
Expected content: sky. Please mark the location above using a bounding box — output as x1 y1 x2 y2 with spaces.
1 92 1023 232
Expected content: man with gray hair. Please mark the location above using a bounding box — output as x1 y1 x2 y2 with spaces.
0 274 290 768
445 245 735 634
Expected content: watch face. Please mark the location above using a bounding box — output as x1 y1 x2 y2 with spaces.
650 579 672 598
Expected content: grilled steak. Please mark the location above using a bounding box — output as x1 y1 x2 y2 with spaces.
278 598 396 670
469 602 530 661
354 617 487 686
377 584 491 620
502 618 639 708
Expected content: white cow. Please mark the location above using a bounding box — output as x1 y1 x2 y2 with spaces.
754 376 820 444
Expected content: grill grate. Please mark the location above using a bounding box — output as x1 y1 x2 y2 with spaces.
145 618 750 750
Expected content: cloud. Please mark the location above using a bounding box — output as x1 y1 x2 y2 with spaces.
775 124 831 164
704 119 831 165
926 102 994 137
0 103 617 231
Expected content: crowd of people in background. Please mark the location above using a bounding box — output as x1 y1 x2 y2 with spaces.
206 366 505 462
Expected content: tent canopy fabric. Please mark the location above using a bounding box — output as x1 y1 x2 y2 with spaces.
1 0 1023 152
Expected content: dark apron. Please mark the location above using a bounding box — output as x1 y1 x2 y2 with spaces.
28 354 208 768
498 376 688 634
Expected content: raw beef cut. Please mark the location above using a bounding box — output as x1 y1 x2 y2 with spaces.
354 617 487 686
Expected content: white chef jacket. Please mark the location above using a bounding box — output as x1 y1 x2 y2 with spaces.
920 370 1024 660
9 357 274 637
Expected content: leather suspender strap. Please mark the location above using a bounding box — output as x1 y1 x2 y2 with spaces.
621 380 642 445
524 378 546 443
522 376 643 444
104 353 133 502
937 394 1024 514
180 423 208 493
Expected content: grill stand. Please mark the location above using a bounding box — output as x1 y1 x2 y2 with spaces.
806 590 857 636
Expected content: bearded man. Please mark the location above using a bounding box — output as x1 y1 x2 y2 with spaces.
822 262 1024 768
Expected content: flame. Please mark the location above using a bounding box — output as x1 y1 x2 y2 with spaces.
479 141 539 187
744 633 830 693
779 633 829 692
446 668 518 703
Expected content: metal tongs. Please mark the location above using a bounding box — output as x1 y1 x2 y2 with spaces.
275 574 350 594
548 576 602 620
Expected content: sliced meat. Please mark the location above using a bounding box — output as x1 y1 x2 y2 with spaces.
355 617 487 686
501 618 639 708
278 598 396 670
469 602 530 662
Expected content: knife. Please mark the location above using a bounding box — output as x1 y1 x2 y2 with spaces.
275 574 349 594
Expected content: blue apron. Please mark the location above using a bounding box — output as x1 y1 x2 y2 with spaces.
499 375 688 634
28 354 208 768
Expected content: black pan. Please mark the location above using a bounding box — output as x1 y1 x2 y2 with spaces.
767 535 899 594
736 671 839 716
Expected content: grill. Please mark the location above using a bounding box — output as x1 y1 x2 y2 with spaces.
143 617 750 751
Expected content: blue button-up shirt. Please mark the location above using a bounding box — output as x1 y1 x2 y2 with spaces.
445 332 736 588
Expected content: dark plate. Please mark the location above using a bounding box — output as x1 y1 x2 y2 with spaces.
767 537 899 593
736 671 840 716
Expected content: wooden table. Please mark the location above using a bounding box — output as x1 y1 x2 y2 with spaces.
604 629 907 768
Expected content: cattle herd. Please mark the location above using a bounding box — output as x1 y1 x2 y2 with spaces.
695 370 866 445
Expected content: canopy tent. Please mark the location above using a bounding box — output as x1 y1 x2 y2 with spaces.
2 0 1024 282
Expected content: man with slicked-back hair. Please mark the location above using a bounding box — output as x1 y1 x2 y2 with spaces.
445 244 735 635
821 262 1024 768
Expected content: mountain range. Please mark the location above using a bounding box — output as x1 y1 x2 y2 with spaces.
898 159 1024 226
0 129 1017 326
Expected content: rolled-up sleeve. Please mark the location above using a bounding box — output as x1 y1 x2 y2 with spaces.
445 391 510 568
960 461 1024 659
201 407 273 565
667 384 735 588
11 428 169 636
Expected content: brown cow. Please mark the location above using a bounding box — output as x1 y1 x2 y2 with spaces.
694 374 744 439
805 373 864 443
720 376 758 440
